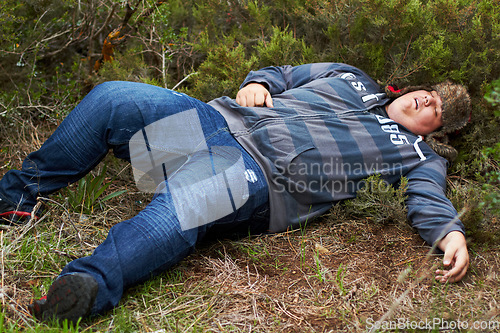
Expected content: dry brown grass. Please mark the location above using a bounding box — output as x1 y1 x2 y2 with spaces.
1 117 499 332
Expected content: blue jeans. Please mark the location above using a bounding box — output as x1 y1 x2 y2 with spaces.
0 81 269 315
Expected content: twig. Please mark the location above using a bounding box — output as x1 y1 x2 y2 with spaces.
52 250 79 260
94 3 119 37
395 255 426 266
274 299 303 322
390 59 429 82
386 35 413 84
87 0 97 76
2 201 44 257
172 72 198 91
37 197 83 245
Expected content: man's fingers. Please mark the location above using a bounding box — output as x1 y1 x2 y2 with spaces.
435 231 469 283
435 267 467 283
265 93 274 107
435 251 468 283
254 93 265 106
442 248 455 266
448 252 469 282
235 95 245 106
236 83 273 107
246 94 256 107
435 269 450 283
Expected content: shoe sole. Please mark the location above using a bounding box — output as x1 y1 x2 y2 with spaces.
0 211 33 225
29 273 98 324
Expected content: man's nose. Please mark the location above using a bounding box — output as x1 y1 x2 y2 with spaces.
424 95 434 106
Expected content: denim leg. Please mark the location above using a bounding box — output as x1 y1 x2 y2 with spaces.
60 190 199 314
3 80 270 314
60 134 269 315
0 81 230 210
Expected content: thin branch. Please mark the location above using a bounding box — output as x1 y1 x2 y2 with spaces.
2 201 44 257
134 1 167 23
39 28 73 45
391 59 429 82
87 0 97 76
94 3 119 37
172 72 198 91
386 34 413 84
37 197 84 246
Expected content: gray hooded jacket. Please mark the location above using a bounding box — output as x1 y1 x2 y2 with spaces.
208 63 463 245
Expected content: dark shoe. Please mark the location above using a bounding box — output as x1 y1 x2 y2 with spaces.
0 197 35 225
29 273 98 324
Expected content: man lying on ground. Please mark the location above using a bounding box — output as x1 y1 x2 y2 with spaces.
0 62 471 324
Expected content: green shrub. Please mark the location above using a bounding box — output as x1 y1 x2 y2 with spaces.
448 181 499 247
187 41 257 101
59 164 127 215
254 26 319 68
479 79 500 216
90 49 152 86
331 174 409 227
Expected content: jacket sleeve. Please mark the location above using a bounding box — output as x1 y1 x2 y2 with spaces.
240 63 380 95
405 157 465 246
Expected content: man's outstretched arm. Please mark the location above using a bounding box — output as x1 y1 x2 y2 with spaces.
404 157 469 283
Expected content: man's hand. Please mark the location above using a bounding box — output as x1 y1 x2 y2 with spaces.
435 231 469 283
236 83 274 107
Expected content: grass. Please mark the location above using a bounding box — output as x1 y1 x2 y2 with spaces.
1 118 499 332
59 164 127 216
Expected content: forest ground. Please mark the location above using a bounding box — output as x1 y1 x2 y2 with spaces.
1 112 499 332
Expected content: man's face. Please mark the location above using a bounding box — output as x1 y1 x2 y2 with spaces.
385 90 443 135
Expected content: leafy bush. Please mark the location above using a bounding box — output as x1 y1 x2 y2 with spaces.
479 79 500 216
445 79 500 246
254 26 318 68
187 41 258 101
90 48 153 86
330 174 409 227
60 164 126 215
484 79 500 115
